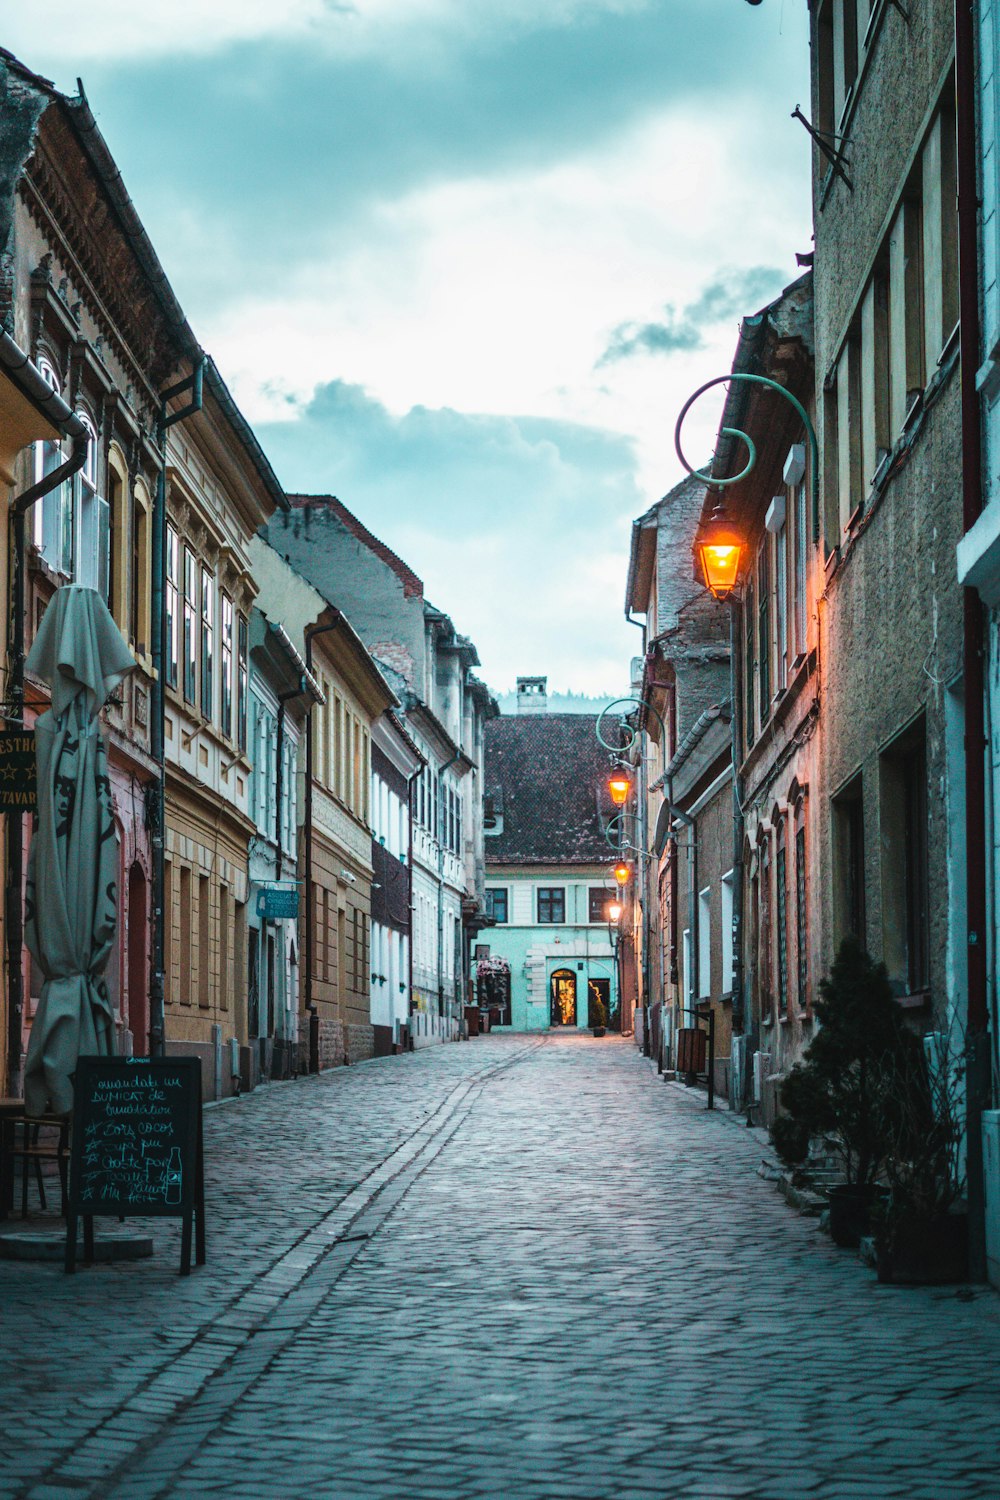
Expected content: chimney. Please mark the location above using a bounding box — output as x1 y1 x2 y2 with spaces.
516 676 548 714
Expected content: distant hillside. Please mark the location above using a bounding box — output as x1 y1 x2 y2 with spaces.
494 690 625 717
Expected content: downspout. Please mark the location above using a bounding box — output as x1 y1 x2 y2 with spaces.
625 607 648 1048
955 0 990 1282
436 750 461 1028
303 615 341 1073
6 407 89 1099
149 358 203 1060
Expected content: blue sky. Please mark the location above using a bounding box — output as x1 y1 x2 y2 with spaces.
10 0 812 695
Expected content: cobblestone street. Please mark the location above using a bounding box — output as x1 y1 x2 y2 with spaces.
2 1034 1000 1500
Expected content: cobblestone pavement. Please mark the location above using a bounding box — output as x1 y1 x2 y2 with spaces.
2 1034 1000 1500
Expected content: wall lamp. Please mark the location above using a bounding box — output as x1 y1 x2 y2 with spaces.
674 371 821 599
608 767 632 806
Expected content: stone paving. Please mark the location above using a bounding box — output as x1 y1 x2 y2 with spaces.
2 1033 999 1500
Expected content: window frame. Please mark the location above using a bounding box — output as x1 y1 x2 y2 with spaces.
537 887 565 925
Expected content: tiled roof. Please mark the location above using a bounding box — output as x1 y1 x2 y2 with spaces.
287 494 424 599
484 714 616 866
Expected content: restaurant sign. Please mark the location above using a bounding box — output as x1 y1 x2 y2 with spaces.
0 731 36 810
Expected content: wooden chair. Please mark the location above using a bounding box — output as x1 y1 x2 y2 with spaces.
0 1107 70 1219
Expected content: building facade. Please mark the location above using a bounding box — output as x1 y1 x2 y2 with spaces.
246 609 319 1084
249 536 397 1068
263 494 497 1044
370 712 422 1054
483 688 619 1032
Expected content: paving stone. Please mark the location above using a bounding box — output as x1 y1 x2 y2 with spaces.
2 1035 1000 1500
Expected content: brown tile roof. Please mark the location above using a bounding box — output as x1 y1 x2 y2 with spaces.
484 713 616 866
287 493 424 599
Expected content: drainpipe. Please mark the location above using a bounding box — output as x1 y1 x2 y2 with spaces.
148 358 203 1061
303 614 341 1073
6 392 89 1099
955 0 989 1282
625 607 648 1047
436 750 461 1030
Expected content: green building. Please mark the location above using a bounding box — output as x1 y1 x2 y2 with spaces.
482 683 620 1031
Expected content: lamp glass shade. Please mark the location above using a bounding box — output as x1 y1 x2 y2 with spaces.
608 900 622 922
698 529 743 599
608 770 631 806
613 862 631 887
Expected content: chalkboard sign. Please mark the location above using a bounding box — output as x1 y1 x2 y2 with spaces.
65 1055 205 1276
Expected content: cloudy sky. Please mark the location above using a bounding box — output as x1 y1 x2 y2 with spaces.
9 0 812 696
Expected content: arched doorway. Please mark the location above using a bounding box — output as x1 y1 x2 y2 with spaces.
127 862 149 1056
550 968 577 1026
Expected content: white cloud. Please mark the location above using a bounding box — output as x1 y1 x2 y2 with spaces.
6 0 652 69
207 94 810 505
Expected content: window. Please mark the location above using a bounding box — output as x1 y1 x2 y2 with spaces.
744 577 755 751
179 865 192 1004
794 479 808 656
200 566 214 721
537 888 565 924
198 874 211 1009
698 886 711 999
776 821 789 1015
860 272 890 489
720 870 734 995
237 613 248 751
836 340 862 533
486 888 508 924
588 887 613 923
220 593 234 740
132 484 150 656
795 804 808 1010
758 832 772 1010
880 722 929 996
183 547 197 704
165 527 179 688
75 414 108 594
32 358 72 574
775 524 788 692
757 543 770 719
833 775 866 946
888 194 924 434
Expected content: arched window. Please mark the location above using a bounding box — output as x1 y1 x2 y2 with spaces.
775 815 789 1016
107 445 129 622
74 411 107 592
794 796 809 1012
131 480 151 656
32 358 73 574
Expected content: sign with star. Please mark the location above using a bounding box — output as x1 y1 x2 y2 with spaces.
0 731 37 810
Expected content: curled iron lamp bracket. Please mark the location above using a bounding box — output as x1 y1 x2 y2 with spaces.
673 372 821 543
596 695 668 754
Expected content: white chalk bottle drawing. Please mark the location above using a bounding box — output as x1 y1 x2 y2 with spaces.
164 1147 182 1205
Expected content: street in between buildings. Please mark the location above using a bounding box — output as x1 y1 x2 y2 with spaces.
2 1034 999 1500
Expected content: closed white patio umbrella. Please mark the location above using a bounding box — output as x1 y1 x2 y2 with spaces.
23 586 135 1118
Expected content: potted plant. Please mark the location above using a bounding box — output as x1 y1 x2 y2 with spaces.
590 993 607 1038
770 938 907 1248
873 1029 968 1284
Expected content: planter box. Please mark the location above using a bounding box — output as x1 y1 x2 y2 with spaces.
876 1212 969 1286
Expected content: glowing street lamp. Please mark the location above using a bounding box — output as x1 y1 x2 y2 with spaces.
608 766 631 806
697 519 744 601
613 861 631 888
607 898 622 923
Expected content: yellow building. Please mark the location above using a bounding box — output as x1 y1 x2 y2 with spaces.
161 365 287 1094
250 537 397 1067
